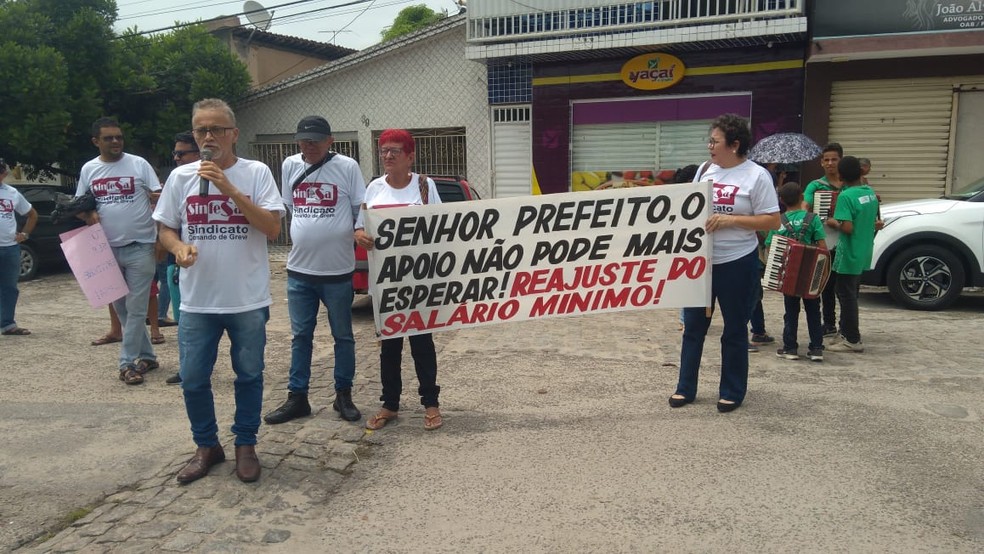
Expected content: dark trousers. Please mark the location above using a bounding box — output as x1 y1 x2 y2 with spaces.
835 274 862 344
750 281 766 336
821 248 839 330
379 333 440 412
677 250 759 404
782 295 823 351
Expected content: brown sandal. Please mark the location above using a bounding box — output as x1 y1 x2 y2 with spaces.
135 359 159 374
365 409 398 430
119 367 144 385
91 334 121 346
2 327 31 336
424 407 443 431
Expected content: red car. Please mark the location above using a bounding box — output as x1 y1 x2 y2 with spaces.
353 176 480 293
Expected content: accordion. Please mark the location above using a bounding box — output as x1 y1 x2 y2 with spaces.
762 235 832 299
814 190 839 220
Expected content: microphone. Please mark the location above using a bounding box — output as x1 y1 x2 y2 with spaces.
199 149 213 197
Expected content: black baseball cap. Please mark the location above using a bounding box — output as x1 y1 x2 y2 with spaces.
295 116 332 141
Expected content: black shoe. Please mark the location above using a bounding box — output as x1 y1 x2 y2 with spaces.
165 372 182 385
333 389 362 422
668 394 693 408
822 325 838 337
263 391 311 424
717 400 741 413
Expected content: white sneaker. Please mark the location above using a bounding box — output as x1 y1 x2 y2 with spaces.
827 335 864 353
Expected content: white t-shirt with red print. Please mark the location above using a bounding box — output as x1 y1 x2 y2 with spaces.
76 153 161 247
0 184 32 247
694 159 778 264
281 153 365 276
153 158 285 314
357 173 442 229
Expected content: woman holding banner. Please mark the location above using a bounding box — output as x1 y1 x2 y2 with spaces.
670 114 780 413
355 129 445 431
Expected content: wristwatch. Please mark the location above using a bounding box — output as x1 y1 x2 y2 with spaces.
18 232 29 239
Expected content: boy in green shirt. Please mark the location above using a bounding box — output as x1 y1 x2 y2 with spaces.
826 156 879 353
804 142 843 337
765 182 827 362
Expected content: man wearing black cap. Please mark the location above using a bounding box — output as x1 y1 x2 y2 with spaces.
265 115 366 424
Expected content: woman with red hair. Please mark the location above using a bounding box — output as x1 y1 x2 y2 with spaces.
354 129 444 431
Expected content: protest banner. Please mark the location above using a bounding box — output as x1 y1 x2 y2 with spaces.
60 223 129 308
364 182 713 339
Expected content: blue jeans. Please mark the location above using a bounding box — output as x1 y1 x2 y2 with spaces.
111 243 156 369
156 260 171 320
179 307 269 447
0 245 21 332
286 276 356 393
166 264 181 323
677 250 759 404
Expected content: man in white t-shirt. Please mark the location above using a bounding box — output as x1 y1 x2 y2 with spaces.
76 118 162 384
153 98 285 485
0 159 38 336
264 116 365 426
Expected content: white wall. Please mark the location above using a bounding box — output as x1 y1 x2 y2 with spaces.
235 24 492 198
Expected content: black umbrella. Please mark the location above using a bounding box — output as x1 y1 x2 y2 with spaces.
748 133 822 164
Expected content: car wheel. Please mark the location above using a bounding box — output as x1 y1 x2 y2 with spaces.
19 243 39 281
886 245 965 310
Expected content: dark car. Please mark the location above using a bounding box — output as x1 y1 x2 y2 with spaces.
13 184 85 281
353 176 481 293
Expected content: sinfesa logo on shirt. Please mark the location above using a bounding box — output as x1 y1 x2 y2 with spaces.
91 176 136 203
186 195 250 240
292 182 338 217
713 183 738 206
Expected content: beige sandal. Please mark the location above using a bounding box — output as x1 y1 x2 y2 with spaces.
423 407 443 431
366 409 398 430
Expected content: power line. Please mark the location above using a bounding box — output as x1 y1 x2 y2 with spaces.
126 0 372 36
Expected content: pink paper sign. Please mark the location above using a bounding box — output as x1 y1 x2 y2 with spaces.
60 223 129 308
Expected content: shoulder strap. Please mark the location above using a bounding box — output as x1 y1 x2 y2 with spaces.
797 212 816 242
291 152 336 192
779 213 795 235
695 161 711 182
418 173 430 204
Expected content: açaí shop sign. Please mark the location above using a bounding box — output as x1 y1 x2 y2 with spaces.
621 53 685 90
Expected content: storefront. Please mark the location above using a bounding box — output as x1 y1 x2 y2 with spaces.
529 45 806 195
803 0 984 201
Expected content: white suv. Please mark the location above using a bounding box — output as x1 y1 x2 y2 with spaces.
862 176 984 310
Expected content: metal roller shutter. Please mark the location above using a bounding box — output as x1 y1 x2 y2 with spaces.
492 106 533 198
571 121 708 178
828 77 984 201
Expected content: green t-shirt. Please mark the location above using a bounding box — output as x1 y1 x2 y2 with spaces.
803 176 840 207
765 209 826 247
832 184 880 275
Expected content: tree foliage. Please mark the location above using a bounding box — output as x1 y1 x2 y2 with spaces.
0 0 251 178
380 4 445 42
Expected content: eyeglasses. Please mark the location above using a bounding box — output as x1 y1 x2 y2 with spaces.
379 147 404 157
192 126 234 139
707 137 721 147
172 150 199 158
101 135 124 143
